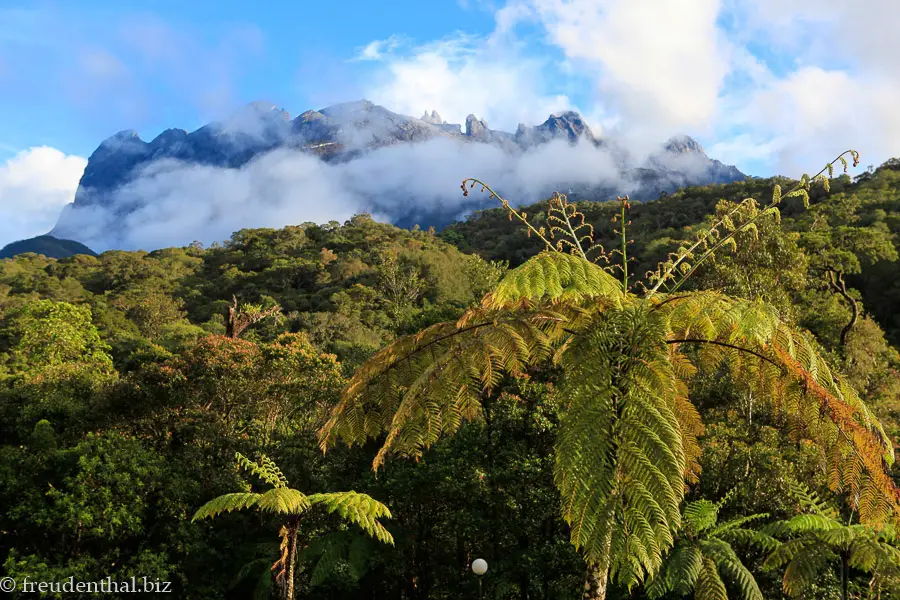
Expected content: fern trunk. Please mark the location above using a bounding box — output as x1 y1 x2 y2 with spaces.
841 551 849 600
286 520 299 600
582 524 612 600
583 561 608 600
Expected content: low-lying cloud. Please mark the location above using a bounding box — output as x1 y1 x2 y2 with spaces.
0 147 87 246
53 136 632 252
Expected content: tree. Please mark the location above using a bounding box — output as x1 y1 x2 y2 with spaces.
763 484 900 600
0 299 113 377
645 492 775 600
226 295 282 339
799 195 898 347
376 252 423 325
192 453 394 600
319 152 898 599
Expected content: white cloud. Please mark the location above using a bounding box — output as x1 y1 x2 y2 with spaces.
354 35 405 62
362 34 577 133
356 0 900 174
360 0 734 161
53 136 633 252
519 0 731 139
711 0 900 173
0 147 87 247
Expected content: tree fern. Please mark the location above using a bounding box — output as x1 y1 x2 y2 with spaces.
192 452 393 600
320 150 896 599
763 483 900 599
646 494 773 600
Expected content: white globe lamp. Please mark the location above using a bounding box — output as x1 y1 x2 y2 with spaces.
472 558 488 575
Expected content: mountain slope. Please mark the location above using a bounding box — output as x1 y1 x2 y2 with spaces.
0 235 97 260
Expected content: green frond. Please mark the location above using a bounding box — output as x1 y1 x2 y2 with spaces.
256 487 311 515
299 529 382 586
708 513 769 538
347 535 377 579
192 492 261 522
695 557 729 600
783 513 843 535
711 552 764 600
555 307 682 583
788 482 839 518
658 291 898 524
309 491 394 545
300 532 366 586
719 527 780 553
649 545 703 598
310 538 344 586
484 251 623 309
319 304 559 467
684 499 719 534
778 543 833 597
784 188 810 208
236 452 289 489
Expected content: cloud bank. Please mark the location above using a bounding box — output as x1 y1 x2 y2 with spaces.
54 136 629 252
0 147 87 246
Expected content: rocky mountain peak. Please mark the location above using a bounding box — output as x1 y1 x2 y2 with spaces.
465 114 489 139
51 99 747 243
663 135 707 156
421 110 444 125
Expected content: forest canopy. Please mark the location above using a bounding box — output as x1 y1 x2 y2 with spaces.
1 156 899 599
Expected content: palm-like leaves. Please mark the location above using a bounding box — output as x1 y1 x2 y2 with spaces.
646 494 776 600
192 453 393 600
318 153 897 596
763 484 900 599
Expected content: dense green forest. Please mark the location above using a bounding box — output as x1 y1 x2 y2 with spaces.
2 155 900 599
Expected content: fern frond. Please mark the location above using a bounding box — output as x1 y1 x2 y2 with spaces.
300 532 354 586
695 556 729 600
711 552 764 600
484 251 624 309
309 491 394 545
256 487 311 515
684 499 719 534
319 305 560 467
708 514 769 541
659 291 899 524
778 543 833 597
236 452 290 489
555 307 682 583
192 492 261 522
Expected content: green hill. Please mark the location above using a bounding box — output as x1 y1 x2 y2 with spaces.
0 234 97 259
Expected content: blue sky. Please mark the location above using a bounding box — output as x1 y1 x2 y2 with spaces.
0 1 501 159
1 0 899 248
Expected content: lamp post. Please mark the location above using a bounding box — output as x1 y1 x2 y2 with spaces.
472 558 487 599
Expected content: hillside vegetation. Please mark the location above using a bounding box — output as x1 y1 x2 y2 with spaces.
1 157 899 600
0 235 97 260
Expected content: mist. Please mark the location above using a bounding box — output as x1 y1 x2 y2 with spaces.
53 135 642 252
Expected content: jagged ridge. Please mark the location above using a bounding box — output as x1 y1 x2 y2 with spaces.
50 99 745 241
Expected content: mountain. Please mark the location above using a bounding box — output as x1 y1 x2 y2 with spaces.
48 99 746 244
0 235 97 259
